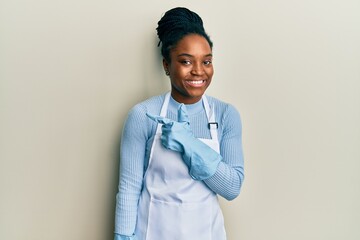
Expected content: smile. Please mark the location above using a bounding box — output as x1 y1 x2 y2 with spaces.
186 80 206 87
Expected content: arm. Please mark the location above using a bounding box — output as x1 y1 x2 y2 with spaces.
114 105 149 237
203 104 245 200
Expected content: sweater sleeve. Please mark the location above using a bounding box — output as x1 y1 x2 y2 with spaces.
114 104 149 235
204 104 245 200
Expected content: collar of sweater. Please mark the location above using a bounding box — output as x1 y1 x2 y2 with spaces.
168 95 205 116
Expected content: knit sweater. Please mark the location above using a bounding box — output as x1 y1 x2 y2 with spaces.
114 93 245 238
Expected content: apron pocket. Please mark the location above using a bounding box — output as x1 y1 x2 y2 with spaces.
147 198 212 240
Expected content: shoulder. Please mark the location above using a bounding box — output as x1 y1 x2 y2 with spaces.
128 93 166 117
123 93 166 138
206 95 241 119
205 95 242 135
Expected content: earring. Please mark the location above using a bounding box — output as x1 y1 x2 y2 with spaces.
165 70 170 76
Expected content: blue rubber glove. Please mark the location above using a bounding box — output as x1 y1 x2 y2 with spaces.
114 233 137 240
146 104 221 180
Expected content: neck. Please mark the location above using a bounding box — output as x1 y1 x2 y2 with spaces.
170 92 202 104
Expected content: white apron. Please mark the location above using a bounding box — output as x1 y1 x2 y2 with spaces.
135 93 226 240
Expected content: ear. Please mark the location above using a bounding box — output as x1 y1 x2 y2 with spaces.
162 58 169 72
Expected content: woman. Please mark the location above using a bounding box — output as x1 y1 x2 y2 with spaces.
114 7 244 240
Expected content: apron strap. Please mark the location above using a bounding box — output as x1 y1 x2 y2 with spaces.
155 92 171 134
160 92 171 117
202 95 219 142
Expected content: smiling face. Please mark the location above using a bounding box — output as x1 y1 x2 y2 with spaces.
163 34 214 104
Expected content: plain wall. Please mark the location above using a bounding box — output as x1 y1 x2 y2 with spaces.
1 1 359 240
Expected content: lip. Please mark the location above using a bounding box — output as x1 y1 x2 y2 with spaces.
185 80 207 88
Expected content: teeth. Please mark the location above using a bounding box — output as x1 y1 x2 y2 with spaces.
189 80 204 85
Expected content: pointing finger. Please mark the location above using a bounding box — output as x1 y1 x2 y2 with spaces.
178 104 190 123
146 113 173 125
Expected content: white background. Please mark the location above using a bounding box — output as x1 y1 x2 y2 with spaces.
1 1 359 239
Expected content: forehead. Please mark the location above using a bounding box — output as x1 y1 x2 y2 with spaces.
171 34 212 56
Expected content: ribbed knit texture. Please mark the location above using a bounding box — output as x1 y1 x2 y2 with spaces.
114 93 244 237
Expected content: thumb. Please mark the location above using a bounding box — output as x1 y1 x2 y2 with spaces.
178 104 190 123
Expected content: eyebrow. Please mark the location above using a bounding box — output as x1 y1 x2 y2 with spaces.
177 53 213 58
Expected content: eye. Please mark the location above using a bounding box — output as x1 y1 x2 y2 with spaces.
181 60 191 65
204 60 212 65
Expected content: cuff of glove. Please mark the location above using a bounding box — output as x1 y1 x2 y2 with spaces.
114 233 137 240
188 153 222 181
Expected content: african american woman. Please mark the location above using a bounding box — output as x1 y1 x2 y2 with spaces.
114 7 245 240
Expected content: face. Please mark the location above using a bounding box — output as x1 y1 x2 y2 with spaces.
163 34 214 104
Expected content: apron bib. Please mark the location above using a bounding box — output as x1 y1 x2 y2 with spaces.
136 93 226 240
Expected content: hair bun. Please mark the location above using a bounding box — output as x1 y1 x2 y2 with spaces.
156 7 213 61
157 7 205 43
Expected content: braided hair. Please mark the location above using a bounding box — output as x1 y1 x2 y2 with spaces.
156 7 213 62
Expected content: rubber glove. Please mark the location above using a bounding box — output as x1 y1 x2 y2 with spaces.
146 104 221 180
114 233 137 240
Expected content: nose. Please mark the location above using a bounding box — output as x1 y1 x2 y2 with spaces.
190 62 204 75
